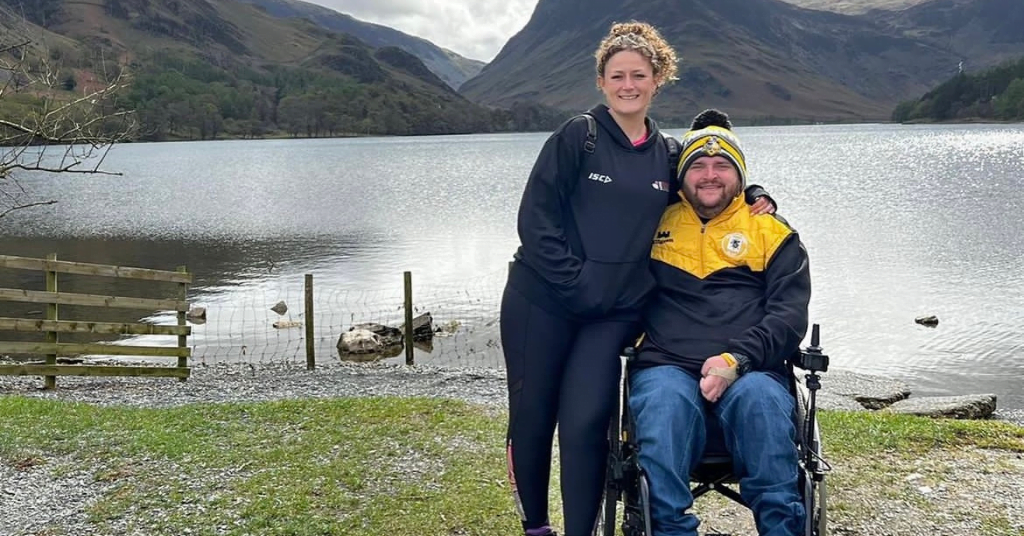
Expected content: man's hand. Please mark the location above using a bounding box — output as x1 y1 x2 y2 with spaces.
700 354 738 403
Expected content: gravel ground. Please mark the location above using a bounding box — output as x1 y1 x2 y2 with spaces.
0 360 510 409
1 361 1022 536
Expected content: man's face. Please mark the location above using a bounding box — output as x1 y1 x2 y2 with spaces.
681 155 742 218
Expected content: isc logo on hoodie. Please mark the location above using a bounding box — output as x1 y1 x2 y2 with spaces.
588 172 612 184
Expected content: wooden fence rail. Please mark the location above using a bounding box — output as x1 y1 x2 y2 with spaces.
0 254 193 388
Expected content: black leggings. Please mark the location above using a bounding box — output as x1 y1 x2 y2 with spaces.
501 286 638 536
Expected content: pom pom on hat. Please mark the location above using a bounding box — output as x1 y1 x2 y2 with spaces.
690 109 733 130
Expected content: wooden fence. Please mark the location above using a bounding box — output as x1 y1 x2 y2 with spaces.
0 254 193 388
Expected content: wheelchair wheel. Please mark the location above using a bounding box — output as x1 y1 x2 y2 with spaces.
593 482 617 536
814 477 826 536
638 471 652 536
803 457 827 535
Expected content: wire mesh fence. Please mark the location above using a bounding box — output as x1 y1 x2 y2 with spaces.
177 267 508 370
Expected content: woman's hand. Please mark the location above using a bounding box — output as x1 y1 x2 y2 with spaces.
749 196 775 215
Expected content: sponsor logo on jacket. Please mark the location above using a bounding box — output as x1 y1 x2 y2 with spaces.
588 172 613 184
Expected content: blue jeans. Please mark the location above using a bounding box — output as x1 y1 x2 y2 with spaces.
628 366 805 536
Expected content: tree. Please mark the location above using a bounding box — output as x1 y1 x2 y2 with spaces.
995 78 1024 120
0 40 136 220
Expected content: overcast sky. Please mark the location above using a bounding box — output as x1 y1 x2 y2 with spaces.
303 0 540 62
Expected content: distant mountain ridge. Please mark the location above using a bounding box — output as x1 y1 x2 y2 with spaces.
460 0 1024 124
866 0 1024 68
235 0 485 89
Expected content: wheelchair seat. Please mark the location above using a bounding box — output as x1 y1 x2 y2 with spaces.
689 416 749 506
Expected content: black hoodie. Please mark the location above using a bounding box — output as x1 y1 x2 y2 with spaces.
509 105 673 320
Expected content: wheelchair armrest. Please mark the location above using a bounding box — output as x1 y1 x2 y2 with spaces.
796 349 829 373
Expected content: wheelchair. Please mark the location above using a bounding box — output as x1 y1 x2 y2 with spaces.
595 325 831 536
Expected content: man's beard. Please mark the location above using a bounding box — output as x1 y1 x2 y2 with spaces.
683 181 741 219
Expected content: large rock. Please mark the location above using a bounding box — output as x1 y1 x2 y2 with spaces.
822 369 912 410
350 323 402 346
885 394 998 420
337 329 383 354
186 306 207 324
401 312 434 341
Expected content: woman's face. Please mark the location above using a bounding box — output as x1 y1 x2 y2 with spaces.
597 50 657 120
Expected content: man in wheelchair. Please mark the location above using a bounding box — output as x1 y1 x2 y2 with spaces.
627 109 812 536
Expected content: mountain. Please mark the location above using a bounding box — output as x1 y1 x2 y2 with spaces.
235 0 485 89
0 0 524 139
864 0 1024 69
460 0 1024 124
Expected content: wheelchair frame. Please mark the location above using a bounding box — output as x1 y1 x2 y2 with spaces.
595 324 831 536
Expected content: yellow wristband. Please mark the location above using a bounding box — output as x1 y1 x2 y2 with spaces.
720 352 737 368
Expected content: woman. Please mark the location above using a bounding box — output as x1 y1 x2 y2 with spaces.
501 21 773 536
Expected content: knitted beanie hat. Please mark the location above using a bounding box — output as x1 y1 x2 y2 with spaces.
676 109 746 188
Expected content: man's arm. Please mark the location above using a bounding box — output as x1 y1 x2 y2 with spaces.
727 233 811 373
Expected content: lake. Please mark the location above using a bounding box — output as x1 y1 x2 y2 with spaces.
2 123 1023 414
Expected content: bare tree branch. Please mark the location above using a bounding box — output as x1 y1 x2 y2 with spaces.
0 199 57 219
0 36 137 220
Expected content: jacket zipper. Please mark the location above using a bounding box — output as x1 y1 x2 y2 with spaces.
700 223 707 275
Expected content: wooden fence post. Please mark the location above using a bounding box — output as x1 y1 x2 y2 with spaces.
44 253 58 390
177 266 188 381
404 271 413 366
305 274 315 370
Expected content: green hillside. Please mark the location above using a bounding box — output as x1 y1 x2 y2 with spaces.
893 57 1024 122
0 0 566 141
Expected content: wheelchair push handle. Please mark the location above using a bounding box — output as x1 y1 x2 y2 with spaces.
797 324 829 373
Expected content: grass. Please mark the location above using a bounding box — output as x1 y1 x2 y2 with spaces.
0 397 517 535
1 397 1023 535
818 411 1024 456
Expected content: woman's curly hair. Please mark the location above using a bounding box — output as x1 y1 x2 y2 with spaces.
594 21 679 89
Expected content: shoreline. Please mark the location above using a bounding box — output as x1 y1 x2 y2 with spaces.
0 360 1020 425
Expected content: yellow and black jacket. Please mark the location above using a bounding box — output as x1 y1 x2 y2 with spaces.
635 194 811 378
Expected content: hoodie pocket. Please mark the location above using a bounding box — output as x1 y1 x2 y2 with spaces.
561 259 652 318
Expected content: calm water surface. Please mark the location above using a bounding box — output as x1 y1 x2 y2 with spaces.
2 124 1023 413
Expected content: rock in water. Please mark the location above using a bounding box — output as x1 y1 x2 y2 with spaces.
270 301 288 315
186 306 207 323
337 329 383 354
350 323 403 346
404 312 434 341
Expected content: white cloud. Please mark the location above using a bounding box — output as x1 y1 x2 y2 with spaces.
303 0 538 61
